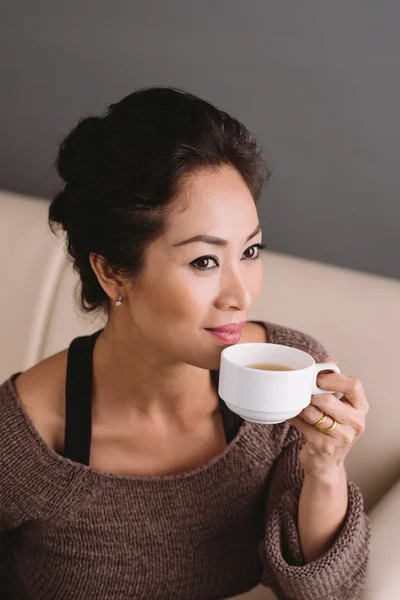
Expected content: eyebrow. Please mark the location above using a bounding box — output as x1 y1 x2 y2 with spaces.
172 224 262 248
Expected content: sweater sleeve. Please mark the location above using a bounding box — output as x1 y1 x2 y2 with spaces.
258 325 371 599
259 426 371 600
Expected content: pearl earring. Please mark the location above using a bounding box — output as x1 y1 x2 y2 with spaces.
116 295 122 307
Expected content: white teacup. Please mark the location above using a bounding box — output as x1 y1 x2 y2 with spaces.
218 343 341 424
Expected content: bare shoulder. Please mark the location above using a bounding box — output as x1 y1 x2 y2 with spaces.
14 349 68 452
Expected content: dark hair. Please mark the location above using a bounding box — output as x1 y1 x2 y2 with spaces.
49 86 270 316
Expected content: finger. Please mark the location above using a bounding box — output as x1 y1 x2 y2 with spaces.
316 372 369 411
298 403 337 432
309 393 354 425
287 415 340 444
319 358 337 375
318 359 342 390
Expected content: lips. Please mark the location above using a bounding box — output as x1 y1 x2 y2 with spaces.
206 321 246 333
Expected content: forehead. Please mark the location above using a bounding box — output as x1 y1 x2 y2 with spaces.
165 166 257 236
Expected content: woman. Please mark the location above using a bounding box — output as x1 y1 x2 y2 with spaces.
0 86 370 599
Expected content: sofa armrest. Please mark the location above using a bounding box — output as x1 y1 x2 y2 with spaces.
360 477 400 599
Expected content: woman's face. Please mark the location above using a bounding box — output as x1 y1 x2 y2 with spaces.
125 165 264 370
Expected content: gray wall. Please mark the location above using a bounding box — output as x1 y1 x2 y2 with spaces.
1 1 399 279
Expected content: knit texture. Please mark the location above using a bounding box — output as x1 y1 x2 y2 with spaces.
0 322 371 599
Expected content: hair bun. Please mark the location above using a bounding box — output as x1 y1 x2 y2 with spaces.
56 116 105 185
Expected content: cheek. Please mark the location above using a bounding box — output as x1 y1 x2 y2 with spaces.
137 270 212 321
254 271 263 298
248 262 263 298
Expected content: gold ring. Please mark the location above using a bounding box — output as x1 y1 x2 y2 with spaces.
313 414 328 429
322 420 337 434
313 413 338 434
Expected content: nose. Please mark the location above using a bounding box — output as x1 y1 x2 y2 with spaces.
215 267 253 312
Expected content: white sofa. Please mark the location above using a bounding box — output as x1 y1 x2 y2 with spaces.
1 189 399 599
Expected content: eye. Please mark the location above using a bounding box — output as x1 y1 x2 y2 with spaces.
190 243 266 271
190 256 218 271
243 243 266 260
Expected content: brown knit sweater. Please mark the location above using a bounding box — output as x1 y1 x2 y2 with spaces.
0 322 370 600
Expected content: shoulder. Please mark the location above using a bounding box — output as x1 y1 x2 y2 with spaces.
0 352 89 530
222 321 315 459
240 320 329 456
261 320 329 363
10 349 68 452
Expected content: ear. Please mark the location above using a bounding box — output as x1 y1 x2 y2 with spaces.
89 253 128 303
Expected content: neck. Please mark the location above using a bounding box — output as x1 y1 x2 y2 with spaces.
91 321 219 424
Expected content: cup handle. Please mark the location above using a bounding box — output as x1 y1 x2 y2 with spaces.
311 363 341 395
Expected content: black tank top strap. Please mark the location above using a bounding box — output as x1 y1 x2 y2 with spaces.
211 369 243 444
63 329 103 465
